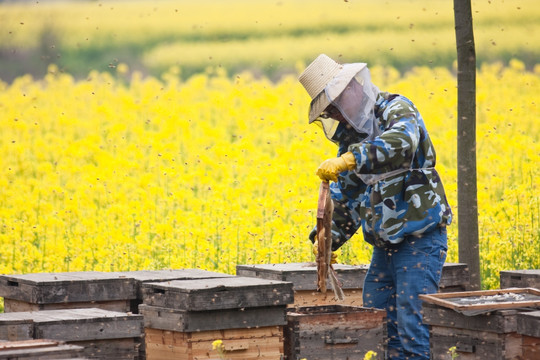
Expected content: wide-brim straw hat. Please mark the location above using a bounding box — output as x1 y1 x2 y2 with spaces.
299 54 367 123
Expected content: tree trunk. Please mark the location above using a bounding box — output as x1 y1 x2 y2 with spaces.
453 0 481 290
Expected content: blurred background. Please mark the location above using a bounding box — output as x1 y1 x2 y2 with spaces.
1 0 538 83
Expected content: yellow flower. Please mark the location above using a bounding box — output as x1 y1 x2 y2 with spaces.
211 339 223 351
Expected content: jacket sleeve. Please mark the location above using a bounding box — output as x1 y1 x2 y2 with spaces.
349 98 420 174
309 171 367 251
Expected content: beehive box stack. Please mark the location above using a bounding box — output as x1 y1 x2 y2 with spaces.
500 269 540 289
421 288 540 359
111 269 233 359
0 308 144 359
140 276 294 360
0 339 86 359
237 262 470 307
284 305 386 360
110 269 234 313
517 310 540 359
0 272 137 313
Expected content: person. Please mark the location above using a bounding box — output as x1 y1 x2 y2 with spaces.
298 54 453 360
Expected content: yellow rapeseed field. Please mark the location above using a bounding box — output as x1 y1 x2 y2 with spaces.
0 0 539 291
1 61 538 289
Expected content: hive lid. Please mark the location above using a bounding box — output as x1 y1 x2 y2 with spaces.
142 276 294 311
0 272 137 303
110 269 233 283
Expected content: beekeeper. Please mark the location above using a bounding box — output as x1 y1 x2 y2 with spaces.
299 54 453 360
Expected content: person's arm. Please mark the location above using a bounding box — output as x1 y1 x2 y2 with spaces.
349 98 420 174
310 171 367 251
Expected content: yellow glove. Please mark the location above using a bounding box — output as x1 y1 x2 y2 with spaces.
312 241 338 264
316 152 356 182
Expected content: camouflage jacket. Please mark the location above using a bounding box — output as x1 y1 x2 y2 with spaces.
313 92 453 249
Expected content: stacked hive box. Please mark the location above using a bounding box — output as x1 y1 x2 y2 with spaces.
0 272 137 313
0 308 143 359
421 288 540 359
0 269 233 359
237 262 470 307
284 305 386 360
110 269 233 359
140 276 294 360
110 269 234 313
500 269 540 289
517 310 540 359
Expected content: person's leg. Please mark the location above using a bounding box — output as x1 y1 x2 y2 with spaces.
393 227 448 359
363 246 403 359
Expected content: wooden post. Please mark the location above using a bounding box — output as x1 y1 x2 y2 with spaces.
454 0 480 290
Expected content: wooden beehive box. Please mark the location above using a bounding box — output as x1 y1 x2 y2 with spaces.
500 269 540 289
236 263 367 307
438 263 470 292
517 310 540 359
421 288 540 360
111 269 234 313
236 262 469 307
0 339 86 359
0 272 137 313
0 308 144 359
283 305 386 360
141 276 294 360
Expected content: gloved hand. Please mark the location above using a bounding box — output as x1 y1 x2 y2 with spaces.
316 152 356 182
312 240 338 264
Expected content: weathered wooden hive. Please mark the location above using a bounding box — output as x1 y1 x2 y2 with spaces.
237 262 470 307
421 288 540 360
140 276 294 360
0 272 137 313
237 263 367 307
517 310 540 359
110 269 234 313
500 269 540 289
0 308 144 359
284 305 386 360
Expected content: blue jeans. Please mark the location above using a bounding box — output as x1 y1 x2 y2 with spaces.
363 227 448 360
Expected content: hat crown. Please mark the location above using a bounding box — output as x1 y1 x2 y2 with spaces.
299 54 342 99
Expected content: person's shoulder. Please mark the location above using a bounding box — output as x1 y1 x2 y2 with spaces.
379 93 417 116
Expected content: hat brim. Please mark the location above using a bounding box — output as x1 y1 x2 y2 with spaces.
307 62 367 123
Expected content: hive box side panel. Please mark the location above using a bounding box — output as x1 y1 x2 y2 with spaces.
0 321 34 341
429 325 522 360
139 305 286 332
142 278 294 311
4 298 131 313
34 318 143 342
284 306 386 360
291 289 364 307
500 270 540 289
517 310 540 338
145 326 283 360
0 272 137 304
522 335 540 360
